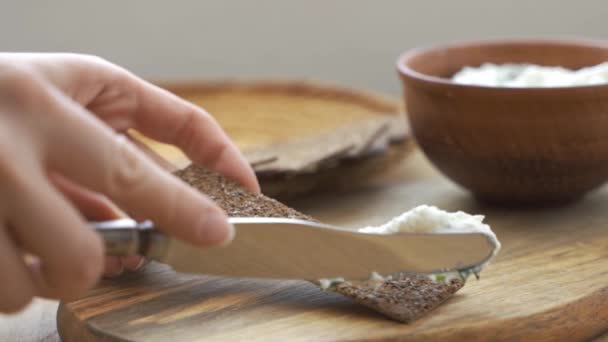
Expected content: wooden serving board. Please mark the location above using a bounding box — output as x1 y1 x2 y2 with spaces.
57 150 608 341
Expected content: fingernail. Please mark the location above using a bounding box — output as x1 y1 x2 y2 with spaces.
133 257 146 270
222 220 235 247
199 210 234 246
122 256 147 272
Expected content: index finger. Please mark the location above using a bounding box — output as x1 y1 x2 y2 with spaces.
40 86 235 248
25 55 260 193
91 71 259 194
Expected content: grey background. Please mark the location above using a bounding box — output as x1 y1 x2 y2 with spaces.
1 1 607 95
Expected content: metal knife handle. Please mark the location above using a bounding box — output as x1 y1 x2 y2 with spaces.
90 218 169 261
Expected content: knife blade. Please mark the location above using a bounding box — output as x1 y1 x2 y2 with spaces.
93 217 497 280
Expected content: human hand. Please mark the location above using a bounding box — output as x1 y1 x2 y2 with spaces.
0 53 259 312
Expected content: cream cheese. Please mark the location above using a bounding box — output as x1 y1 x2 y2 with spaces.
358 205 500 258
452 62 608 87
319 205 500 290
318 277 345 289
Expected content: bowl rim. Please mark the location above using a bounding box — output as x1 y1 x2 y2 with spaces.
396 37 608 91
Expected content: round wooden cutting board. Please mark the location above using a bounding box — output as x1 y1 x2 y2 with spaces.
56 148 608 341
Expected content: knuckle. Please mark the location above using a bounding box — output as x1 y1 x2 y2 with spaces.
0 148 30 194
174 107 198 151
78 54 110 66
0 128 38 197
55 53 109 68
106 135 149 199
57 53 130 86
75 54 127 78
176 109 227 165
0 65 42 109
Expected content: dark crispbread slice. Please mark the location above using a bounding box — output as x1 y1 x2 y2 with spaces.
242 116 393 173
174 165 465 323
175 165 315 221
335 274 464 323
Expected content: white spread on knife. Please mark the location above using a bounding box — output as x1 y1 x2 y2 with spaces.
319 205 501 290
451 62 608 87
358 205 500 257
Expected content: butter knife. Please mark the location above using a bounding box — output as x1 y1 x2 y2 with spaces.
92 217 497 280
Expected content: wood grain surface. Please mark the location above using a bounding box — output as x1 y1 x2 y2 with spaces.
57 149 608 341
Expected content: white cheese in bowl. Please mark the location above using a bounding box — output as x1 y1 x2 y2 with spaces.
319 205 500 289
452 62 608 87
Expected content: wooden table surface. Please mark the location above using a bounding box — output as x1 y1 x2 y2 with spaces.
5 151 608 342
8 299 603 342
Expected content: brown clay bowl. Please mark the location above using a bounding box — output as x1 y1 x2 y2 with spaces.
397 38 608 205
